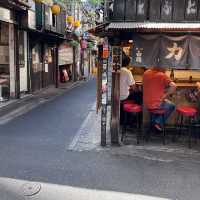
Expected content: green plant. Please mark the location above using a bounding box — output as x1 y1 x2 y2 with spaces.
69 40 79 47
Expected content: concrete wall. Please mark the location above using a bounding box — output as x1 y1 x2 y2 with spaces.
20 31 28 92
9 23 15 98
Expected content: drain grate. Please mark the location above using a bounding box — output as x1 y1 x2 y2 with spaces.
21 182 41 196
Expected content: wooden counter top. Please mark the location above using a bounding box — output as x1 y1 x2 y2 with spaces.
135 81 196 88
134 75 197 88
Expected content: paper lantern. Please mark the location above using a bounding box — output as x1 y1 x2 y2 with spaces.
67 16 74 24
81 40 87 49
74 20 81 28
51 4 61 15
103 46 109 59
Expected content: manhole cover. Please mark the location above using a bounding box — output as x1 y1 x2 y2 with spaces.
21 182 41 196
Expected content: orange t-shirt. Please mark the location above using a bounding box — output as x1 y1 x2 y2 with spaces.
143 69 172 109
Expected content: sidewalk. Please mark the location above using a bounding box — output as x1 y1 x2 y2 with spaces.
68 105 200 163
0 81 85 125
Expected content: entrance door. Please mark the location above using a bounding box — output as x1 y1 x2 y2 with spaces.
43 46 54 87
31 44 42 92
19 31 28 93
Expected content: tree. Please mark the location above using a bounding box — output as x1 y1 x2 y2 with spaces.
88 0 103 7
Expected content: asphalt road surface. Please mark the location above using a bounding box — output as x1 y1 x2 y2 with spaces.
0 79 200 200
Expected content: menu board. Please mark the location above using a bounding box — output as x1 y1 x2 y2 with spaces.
112 46 122 71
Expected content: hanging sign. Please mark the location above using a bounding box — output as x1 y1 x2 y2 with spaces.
132 34 160 67
132 34 194 69
159 35 189 68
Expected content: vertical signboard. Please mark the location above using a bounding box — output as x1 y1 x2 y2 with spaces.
125 0 136 21
185 0 198 21
112 0 125 21
173 0 185 21
136 0 148 21
110 46 122 145
149 0 161 21
161 0 173 21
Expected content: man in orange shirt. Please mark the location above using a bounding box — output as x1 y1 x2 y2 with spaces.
143 67 176 131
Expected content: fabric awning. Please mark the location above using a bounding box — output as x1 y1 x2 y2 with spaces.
107 22 200 31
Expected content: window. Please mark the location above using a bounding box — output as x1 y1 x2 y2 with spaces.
52 14 57 27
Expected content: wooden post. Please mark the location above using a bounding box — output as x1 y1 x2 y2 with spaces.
110 46 122 145
110 71 120 145
55 45 59 88
15 25 20 99
72 46 76 82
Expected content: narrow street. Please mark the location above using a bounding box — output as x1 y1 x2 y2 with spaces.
0 79 97 184
0 79 200 200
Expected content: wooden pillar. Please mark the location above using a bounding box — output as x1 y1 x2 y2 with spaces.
110 46 122 145
14 25 20 99
72 46 76 82
110 71 120 145
54 45 59 88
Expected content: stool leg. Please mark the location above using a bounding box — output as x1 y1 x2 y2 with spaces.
145 114 152 142
121 112 127 142
162 114 166 145
178 115 184 138
189 117 192 148
136 113 140 145
174 113 180 142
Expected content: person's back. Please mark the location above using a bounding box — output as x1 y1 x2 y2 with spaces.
143 67 176 130
120 67 135 100
143 69 171 109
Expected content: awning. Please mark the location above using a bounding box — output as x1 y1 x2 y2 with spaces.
107 22 200 31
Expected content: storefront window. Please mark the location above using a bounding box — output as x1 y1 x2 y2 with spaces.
0 22 9 101
19 31 25 67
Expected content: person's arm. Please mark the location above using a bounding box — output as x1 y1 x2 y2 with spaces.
161 82 177 101
127 70 136 90
196 82 200 92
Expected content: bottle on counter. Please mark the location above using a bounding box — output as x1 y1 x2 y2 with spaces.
170 69 174 81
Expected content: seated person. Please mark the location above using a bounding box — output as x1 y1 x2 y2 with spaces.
143 67 176 131
120 53 135 125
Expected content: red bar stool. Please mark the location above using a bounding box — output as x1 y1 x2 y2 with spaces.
176 106 198 148
121 103 142 144
146 108 168 145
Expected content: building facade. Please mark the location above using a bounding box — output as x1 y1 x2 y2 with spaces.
0 0 29 101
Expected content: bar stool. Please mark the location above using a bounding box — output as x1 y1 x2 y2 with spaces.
121 103 142 144
176 106 198 148
146 108 168 145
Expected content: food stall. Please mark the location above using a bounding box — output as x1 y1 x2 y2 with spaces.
92 0 200 146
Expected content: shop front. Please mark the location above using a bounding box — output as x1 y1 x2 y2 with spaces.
0 21 10 101
103 23 200 146
27 0 66 92
0 4 29 102
93 0 200 147
58 43 73 83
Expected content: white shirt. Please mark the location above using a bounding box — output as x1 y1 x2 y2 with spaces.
120 67 135 100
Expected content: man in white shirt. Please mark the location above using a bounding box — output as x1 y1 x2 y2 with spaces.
120 55 135 101
120 54 136 125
